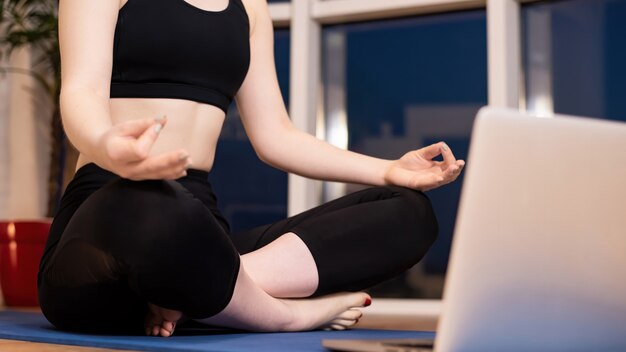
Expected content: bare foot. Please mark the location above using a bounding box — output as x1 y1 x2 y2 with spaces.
281 292 371 331
144 303 183 337
198 291 370 332
196 265 372 332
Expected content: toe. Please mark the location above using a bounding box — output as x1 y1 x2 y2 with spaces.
329 323 347 331
160 326 172 337
161 321 175 336
329 318 358 328
162 321 175 332
343 292 371 308
336 309 362 321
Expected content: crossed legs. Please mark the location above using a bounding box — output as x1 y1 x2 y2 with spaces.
40 167 436 336
146 232 369 336
148 186 438 336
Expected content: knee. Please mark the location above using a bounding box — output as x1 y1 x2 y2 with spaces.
76 179 206 249
100 178 191 212
99 181 239 317
360 186 438 234
393 186 438 241
379 186 439 258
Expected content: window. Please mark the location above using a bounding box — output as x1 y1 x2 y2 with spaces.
322 10 487 298
523 0 626 122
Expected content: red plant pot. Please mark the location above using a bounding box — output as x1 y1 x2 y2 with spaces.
0 220 50 307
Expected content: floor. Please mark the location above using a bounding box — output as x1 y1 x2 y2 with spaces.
0 299 440 351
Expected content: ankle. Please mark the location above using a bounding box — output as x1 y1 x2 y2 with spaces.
279 299 312 332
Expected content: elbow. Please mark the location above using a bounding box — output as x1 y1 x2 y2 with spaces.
255 146 278 168
60 84 109 107
59 86 109 120
252 137 285 169
249 120 295 168
59 88 83 117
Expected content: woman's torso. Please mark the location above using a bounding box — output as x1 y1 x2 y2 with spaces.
76 0 250 172
76 98 227 171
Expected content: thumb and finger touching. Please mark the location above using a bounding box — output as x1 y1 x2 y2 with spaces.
102 116 192 180
109 117 167 162
117 116 167 137
419 142 444 160
404 142 466 191
134 118 166 159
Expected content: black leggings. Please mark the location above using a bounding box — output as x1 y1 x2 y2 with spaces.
38 163 438 334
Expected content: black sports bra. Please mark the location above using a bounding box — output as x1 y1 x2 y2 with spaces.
110 0 250 113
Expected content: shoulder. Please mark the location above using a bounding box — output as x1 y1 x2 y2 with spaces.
118 0 128 11
239 0 271 37
64 0 126 12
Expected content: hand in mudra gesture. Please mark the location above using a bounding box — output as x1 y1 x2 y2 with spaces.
384 142 465 192
97 116 192 180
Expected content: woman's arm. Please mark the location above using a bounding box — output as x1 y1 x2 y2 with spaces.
236 0 464 190
58 0 188 179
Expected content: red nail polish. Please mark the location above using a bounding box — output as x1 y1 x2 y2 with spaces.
364 298 372 307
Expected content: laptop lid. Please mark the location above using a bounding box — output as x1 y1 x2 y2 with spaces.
436 107 626 351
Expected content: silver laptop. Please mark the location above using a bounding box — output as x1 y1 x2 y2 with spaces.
323 107 626 352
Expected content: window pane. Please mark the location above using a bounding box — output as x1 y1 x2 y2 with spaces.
322 11 487 298
523 0 626 122
209 29 290 233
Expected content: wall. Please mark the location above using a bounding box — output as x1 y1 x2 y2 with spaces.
0 47 51 219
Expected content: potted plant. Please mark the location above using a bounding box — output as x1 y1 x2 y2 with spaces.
0 0 71 306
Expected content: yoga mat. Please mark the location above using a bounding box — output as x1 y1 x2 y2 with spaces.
0 311 435 352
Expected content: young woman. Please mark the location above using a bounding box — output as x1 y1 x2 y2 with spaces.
38 0 465 337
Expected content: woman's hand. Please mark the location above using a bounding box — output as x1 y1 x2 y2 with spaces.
96 116 192 180
384 142 465 192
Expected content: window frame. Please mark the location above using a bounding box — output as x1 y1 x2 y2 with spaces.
267 0 542 308
268 0 542 214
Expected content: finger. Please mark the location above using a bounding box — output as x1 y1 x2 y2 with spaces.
409 173 444 190
419 143 444 160
443 164 460 179
440 163 466 186
447 160 465 176
107 117 167 162
440 142 457 168
454 160 465 175
151 154 192 179
117 116 166 137
126 150 191 180
133 121 165 159
132 161 187 181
